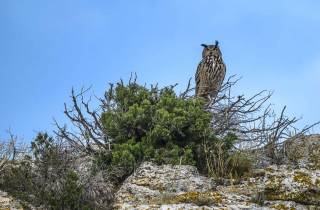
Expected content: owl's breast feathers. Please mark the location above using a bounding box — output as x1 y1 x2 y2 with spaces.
195 55 226 99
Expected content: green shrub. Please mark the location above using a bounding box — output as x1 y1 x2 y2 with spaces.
90 79 253 180
0 156 34 202
0 133 93 209
31 133 93 209
154 143 196 165
99 81 216 180
47 170 86 210
111 139 143 174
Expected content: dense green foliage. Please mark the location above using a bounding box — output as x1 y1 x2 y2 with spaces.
92 81 250 182
97 82 218 178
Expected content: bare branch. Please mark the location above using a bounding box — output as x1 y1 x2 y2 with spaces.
54 86 110 154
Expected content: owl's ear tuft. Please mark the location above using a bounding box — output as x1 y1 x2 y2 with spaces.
215 40 219 47
201 44 208 48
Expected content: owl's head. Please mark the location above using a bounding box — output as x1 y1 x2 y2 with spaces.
201 41 222 58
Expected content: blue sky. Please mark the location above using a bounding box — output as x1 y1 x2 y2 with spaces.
1 0 320 141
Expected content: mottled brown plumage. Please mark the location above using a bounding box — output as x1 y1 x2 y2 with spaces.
195 41 226 100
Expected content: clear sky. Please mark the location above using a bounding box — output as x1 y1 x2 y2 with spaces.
1 0 320 141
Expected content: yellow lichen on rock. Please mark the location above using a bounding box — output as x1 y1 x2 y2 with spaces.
156 191 223 206
131 177 151 186
263 167 320 206
293 171 312 186
270 203 296 210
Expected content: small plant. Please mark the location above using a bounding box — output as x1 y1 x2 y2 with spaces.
251 191 265 206
229 151 252 178
55 170 85 210
203 133 251 178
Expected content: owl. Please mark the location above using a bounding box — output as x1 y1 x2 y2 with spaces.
195 41 226 100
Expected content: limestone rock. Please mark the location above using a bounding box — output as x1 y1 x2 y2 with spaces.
114 162 261 209
263 165 320 206
284 134 320 169
113 161 216 209
114 162 320 209
0 191 33 210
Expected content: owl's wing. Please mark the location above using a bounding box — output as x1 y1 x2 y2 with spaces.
219 62 227 86
195 61 203 87
195 61 203 96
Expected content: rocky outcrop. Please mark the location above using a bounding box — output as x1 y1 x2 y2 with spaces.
113 162 220 209
284 134 320 169
0 191 37 210
114 163 320 209
114 135 320 209
1 135 318 209
263 165 320 206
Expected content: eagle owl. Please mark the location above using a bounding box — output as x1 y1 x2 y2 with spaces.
195 41 226 100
